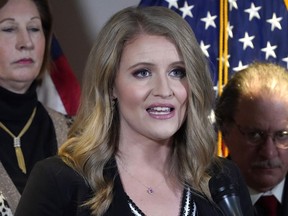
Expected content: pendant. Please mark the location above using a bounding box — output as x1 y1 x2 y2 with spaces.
147 187 153 194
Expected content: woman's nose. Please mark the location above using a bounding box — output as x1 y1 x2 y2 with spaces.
16 30 33 50
152 75 173 98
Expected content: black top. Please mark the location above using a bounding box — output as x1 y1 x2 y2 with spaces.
0 84 57 193
126 186 197 215
15 156 254 216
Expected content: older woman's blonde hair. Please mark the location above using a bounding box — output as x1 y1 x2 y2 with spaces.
59 6 216 215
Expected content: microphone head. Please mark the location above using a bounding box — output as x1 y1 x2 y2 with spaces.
209 172 238 203
209 168 244 216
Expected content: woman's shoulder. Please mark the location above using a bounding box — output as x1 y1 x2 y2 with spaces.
35 155 65 167
17 157 92 215
29 156 89 194
27 157 90 202
33 156 84 182
34 156 91 195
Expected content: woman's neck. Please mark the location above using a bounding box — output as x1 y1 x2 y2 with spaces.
0 80 32 94
117 139 172 168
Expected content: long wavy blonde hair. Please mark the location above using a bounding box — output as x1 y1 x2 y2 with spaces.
59 6 217 215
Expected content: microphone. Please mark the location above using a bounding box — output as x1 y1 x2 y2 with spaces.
209 173 243 216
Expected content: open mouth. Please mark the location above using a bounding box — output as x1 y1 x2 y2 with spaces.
146 107 174 115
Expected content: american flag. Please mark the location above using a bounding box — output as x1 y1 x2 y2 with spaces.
139 0 288 88
37 35 81 116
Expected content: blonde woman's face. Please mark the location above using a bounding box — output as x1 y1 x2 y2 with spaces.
0 0 45 93
114 34 188 143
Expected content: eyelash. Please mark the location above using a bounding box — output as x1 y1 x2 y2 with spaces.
2 27 15 32
132 67 186 79
132 69 151 78
28 27 41 32
1 27 41 33
170 67 186 78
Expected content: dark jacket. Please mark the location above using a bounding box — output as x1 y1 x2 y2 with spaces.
281 178 288 215
15 156 254 216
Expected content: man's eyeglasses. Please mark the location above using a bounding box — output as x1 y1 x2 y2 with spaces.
233 121 288 149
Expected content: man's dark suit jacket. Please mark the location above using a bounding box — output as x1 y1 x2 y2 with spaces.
15 156 254 216
281 178 288 215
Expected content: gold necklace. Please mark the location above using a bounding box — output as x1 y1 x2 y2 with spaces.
0 107 37 174
117 158 166 195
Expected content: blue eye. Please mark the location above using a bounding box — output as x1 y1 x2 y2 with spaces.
169 68 186 79
132 69 151 78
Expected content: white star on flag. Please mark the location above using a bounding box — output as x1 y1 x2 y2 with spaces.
239 32 255 50
201 11 217 30
200 41 211 57
228 0 238 11
261 41 277 60
267 13 283 31
179 2 194 18
218 54 231 68
227 22 234 38
165 0 178 9
244 3 261 21
233 61 248 72
282 56 288 69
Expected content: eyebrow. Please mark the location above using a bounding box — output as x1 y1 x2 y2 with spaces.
128 62 153 70
0 18 14 24
128 61 185 70
0 16 41 24
170 61 185 67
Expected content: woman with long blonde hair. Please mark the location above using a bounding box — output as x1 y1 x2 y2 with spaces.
16 6 253 216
